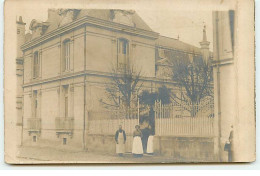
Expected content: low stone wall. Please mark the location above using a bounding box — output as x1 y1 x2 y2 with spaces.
22 130 216 161
153 136 216 162
86 134 134 154
85 134 216 161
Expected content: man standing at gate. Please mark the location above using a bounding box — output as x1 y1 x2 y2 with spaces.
115 125 126 157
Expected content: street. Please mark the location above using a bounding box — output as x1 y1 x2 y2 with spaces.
16 146 191 164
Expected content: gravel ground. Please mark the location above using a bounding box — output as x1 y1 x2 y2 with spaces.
16 146 192 164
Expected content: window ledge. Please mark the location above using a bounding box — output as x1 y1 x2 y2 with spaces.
62 70 73 75
32 77 41 81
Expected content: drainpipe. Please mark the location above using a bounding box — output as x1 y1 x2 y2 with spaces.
215 12 222 162
83 25 87 150
21 52 25 146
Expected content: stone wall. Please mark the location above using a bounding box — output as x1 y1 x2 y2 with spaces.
84 134 216 161
86 134 134 154
153 136 216 162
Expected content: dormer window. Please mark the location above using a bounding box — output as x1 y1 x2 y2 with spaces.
29 20 49 38
112 10 135 27
62 39 70 72
33 51 40 78
117 38 129 71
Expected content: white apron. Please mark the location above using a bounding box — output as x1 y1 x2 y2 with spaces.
147 135 154 153
132 136 143 154
116 132 125 154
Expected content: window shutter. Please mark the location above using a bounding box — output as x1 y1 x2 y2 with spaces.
33 52 39 78
63 40 70 71
117 39 129 71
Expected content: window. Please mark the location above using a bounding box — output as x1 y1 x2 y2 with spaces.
33 51 40 78
17 29 20 34
63 85 69 118
32 90 38 118
62 40 70 72
117 39 129 71
33 136 37 142
63 138 67 145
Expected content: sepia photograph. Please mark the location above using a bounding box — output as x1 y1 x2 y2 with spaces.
4 0 255 164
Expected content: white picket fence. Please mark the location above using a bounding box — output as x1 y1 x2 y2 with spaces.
87 98 214 137
154 100 214 137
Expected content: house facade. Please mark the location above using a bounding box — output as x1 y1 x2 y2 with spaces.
17 9 212 157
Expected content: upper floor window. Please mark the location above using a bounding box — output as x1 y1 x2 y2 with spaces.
32 90 38 118
117 38 129 71
62 85 69 118
62 39 70 72
33 51 40 78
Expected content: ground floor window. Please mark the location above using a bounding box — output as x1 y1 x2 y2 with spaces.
63 138 67 145
33 136 37 142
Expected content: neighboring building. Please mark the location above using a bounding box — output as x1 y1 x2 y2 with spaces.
16 16 26 146
212 11 235 162
17 9 211 153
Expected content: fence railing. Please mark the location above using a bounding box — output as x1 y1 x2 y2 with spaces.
55 117 74 131
154 100 214 137
27 118 41 131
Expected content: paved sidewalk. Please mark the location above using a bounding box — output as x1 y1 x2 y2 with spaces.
16 146 189 164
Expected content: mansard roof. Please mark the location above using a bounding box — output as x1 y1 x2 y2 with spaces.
25 9 154 42
76 9 153 31
22 9 207 56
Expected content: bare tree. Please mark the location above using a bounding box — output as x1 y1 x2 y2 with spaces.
100 63 143 118
139 85 172 106
168 52 213 116
138 85 172 132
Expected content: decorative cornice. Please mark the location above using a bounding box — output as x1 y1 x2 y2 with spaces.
70 35 74 42
211 58 234 67
22 69 183 88
70 85 74 92
21 15 159 51
132 43 136 48
111 39 116 43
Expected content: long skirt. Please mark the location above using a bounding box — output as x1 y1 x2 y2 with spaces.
146 136 154 154
116 132 125 154
132 136 143 154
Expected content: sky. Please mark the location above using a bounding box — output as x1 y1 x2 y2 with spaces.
137 10 213 50
18 9 213 51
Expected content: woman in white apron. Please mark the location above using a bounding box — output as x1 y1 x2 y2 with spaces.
115 125 126 157
132 125 143 157
146 135 154 154
146 126 154 154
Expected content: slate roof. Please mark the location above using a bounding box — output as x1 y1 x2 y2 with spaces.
25 33 32 42
24 9 208 58
156 35 202 54
26 9 153 42
77 9 153 31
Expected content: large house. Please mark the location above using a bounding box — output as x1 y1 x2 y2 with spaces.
16 9 212 156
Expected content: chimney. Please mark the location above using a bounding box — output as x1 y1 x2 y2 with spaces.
16 16 26 58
